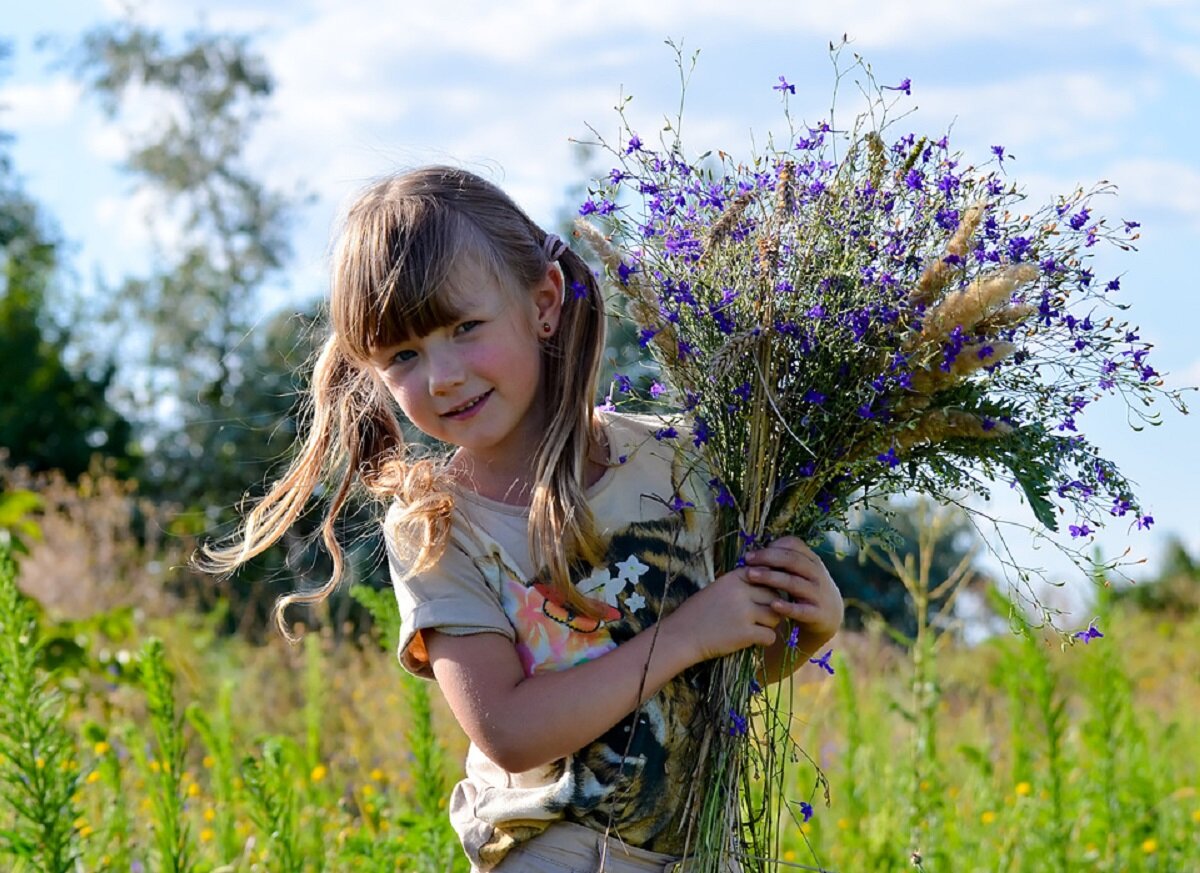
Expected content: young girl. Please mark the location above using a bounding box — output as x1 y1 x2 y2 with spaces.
205 166 843 872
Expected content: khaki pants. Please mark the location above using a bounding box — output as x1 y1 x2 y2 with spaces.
486 821 740 873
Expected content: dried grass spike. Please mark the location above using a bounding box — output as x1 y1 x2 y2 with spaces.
920 265 1038 342
975 303 1036 336
775 161 795 214
701 193 753 262
896 409 1013 454
708 328 763 378
575 218 679 361
913 202 987 304
573 218 622 275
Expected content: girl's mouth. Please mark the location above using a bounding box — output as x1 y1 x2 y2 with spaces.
442 390 492 419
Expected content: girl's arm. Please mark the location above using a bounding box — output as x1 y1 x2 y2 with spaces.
425 542 842 773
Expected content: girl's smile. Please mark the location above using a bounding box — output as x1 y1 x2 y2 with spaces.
441 389 493 419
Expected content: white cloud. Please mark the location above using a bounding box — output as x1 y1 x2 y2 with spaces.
1170 357 1200 391
0 78 82 128
1100 158 1200 227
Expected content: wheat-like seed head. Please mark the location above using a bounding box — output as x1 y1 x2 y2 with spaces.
700 193 754 263
918 265 1038 344
975 303 1037 336
575 218 680 360
896 408 1014 455
912 202 987 305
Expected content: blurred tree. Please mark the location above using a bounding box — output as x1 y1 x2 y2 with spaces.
72 18 301 508
70 22 394 635
816 504 993 641
0 40 133 478
1109 535 1199 615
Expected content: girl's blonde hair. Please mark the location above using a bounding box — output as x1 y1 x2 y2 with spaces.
200 166 609 637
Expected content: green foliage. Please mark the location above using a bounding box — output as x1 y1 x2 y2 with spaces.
0 544 82 872
242 737 304 873
0 488 42 555
185 687 240 861
350 584 459 866
135 638 194 872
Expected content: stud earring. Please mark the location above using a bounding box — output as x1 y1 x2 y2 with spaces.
541 322 553 335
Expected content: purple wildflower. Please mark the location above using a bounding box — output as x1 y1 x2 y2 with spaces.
709 477 735 508
798 801 814 823
728 709 748 736
786 626 800 648
773 75 796 95
877 445 901 468
669 493 694 512
1136 514 1154 530
884 77 912 96
1073 621 1104 645
625 134 643 154
992 145 1006 162
1068 523 1093 538
809 649 835 675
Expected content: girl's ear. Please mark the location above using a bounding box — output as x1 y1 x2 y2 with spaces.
531 262 565 336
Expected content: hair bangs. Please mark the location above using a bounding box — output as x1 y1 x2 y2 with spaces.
332 196 511 363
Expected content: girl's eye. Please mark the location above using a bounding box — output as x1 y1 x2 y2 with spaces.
455 320 482 335
391 349 417 365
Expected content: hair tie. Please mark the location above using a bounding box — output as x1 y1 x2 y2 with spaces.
542 233 568 263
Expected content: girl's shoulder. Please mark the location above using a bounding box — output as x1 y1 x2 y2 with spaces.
597 408 693 454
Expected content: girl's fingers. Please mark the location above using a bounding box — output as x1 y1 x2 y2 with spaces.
745 565 820 598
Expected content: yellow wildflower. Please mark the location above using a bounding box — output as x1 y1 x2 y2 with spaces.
187 782 200 797
1015 781 1032 797
94 741 110 756
204 808 216 822
370 768 385 782
310 764 327 783
1192 808 1200 824
202 755 215 769
200 828 215 843
1141 838 1158 854
86 771 102 785
981 811 996 825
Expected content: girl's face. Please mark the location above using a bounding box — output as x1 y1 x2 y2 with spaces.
370 256 563 478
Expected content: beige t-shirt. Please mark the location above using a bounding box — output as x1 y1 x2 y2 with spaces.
385 412 718 870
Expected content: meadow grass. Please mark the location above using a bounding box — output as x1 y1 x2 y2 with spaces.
1 537 1197 871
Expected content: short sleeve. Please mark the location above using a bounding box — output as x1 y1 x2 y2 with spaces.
384 509 514 680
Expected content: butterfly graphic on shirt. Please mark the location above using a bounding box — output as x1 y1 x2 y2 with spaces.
531 581 620 633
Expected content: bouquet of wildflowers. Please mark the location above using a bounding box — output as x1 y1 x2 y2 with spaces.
576 44 1188 871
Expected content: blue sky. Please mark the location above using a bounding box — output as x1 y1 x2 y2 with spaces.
3 0 1198 616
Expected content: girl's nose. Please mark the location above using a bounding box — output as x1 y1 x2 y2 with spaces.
426 348 466 395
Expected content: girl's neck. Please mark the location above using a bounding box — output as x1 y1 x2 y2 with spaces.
449 419 610 505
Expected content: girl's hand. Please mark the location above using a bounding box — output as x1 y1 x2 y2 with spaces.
743 536 843 657
662 563 784 664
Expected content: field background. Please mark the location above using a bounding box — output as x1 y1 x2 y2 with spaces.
2 469 1197 873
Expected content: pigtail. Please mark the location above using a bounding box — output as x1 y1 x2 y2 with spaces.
527 241 610 619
